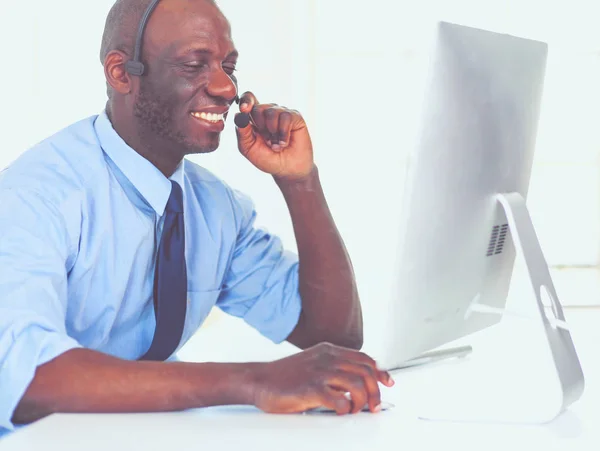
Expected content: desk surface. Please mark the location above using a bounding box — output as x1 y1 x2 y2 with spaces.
2 310 599 451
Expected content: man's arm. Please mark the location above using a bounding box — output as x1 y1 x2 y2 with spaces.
276 166 362 350
13 349 255 424
235 92 362 351
15 342 393 422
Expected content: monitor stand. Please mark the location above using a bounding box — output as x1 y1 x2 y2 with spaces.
385 345 473 371
385 192 585 424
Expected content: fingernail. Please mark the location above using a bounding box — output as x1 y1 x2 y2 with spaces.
271 144 281 151
374 404 382 413
279 141 287 146
241 102 249 110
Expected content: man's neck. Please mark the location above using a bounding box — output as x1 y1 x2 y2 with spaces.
106 106 182 178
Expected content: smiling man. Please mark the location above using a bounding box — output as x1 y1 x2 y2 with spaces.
0 0 393 434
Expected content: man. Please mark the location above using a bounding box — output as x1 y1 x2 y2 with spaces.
0 0 393 434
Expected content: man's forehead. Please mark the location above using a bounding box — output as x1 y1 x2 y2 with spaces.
147 0 234 53
164 38 238 58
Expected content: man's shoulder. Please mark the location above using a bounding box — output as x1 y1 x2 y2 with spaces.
183 159 235 199
183 160 255 216
183 159 225 184
1 115 106 193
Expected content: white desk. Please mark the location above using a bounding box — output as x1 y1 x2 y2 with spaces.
2 310 599 451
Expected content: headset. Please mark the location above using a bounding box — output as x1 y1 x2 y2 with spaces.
123 0 245 120
124 0 162 76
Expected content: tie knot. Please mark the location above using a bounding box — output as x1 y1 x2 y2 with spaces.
166 181 184 213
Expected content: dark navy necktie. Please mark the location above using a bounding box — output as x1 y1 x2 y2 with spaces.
140 181 187 361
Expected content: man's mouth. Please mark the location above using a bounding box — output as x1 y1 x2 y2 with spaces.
190 111 225 124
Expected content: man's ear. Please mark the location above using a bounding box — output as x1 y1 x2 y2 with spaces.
104 50 136 95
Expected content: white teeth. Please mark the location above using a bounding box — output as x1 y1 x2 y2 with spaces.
192 112 224 123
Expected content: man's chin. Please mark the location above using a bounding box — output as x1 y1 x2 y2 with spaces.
183 137 220 155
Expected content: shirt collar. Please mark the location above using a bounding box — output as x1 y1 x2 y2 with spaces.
95 110 185 217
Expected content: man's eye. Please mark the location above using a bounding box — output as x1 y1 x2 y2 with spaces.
182 62 208 71
223 65 237 75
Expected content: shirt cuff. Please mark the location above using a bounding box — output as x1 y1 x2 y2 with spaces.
243 288 302 344
0 327 82 433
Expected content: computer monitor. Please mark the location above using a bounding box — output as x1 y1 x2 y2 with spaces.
377 21 583 418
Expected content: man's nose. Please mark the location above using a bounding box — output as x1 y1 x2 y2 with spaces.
207 69 237 102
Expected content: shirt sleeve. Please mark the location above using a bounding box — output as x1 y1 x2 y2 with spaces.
0 188 82 433
216 187 302 344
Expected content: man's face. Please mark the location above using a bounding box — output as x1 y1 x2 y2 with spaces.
133 0 238 155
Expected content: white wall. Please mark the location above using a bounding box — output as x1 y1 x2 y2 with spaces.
2 1 600 363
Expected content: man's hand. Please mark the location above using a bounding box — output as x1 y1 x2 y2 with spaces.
14 346 392 424
250 343 394 415
235 92 314 181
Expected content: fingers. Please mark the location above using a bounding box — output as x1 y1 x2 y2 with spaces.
262 107 292 150
238 91 258 114
234 92 301 152
326 372 370 415
252 106 298 151
331 347 395 388
253 344 392 417
336 362 382 413
263 107 280 144
320 387 352 416
305 343 395 415
277 112 293 147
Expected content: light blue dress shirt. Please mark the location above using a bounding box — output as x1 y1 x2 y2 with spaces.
0 111 302 434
